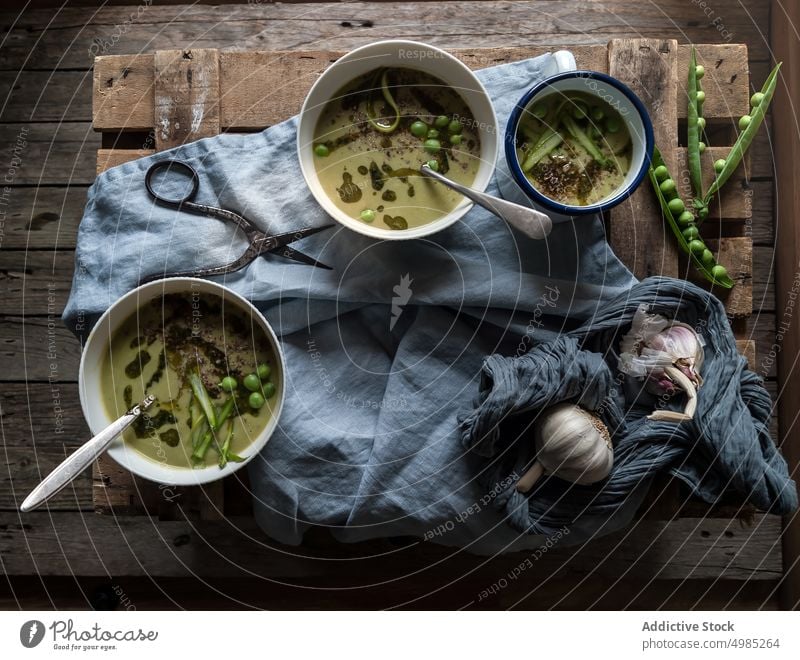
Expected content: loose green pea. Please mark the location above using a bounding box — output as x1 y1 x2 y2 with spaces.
682 226 700 241
434 115 450 129
531 104 546 119
659 179 677 195
739 115 751 130
697 117 706 131
360 208 376 223
697 207 709 221
695 64 705 79
257 363 271 380
591 106 604 122
696 90 705 104
667 197 685 215
314 144 330 158
426 128 440 139
426 159 439 172
262 382 276 399
220 376 238 393
711 264 728 279
653 165 670 181
449 134 463 146
248 391 265 409
714 158 726 173
698 141 706 153
423 138 441 153
689 239 706 256
750 92 765 107
448 120 463 134
701 249 715 266
243 373 261 392
606 116 621 133
410 121 428 137
677 211 694 227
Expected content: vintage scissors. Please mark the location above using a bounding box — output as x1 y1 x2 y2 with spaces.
141 159 333 283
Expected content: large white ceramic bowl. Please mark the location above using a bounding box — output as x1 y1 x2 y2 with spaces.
297 39 499 240
79 278 286 486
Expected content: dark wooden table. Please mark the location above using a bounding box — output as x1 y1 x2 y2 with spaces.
1 0 797 610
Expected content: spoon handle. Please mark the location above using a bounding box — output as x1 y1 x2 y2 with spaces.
421 165 553 240
20 395 156 513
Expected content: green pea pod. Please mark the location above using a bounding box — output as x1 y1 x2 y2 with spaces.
649 147 733 289
562 115 607 166
686 48 704 200
522 124 564 171
703 61 781 203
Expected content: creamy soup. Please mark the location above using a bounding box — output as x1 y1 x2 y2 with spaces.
101 293 279 469
516 91 632 206
312 67 482 230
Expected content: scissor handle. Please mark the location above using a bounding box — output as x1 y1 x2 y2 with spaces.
144 159 199 207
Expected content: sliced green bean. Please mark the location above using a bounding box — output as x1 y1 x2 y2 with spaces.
686 48 704 201
704 61 781 203
522 125 564 171
648 147 733 289
189 371 216 430
562 115 607 166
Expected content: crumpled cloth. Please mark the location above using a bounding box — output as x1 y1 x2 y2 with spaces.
62 51 795 553
460 276 798 535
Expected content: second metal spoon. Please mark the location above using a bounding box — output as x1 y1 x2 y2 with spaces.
420 164 553 240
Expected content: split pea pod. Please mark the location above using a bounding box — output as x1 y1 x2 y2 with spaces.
703 61 781 204
649 147 733 289
686 48 704 201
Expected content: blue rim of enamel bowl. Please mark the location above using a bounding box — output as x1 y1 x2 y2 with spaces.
505 71 655 216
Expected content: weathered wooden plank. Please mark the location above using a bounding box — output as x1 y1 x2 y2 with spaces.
1 447 91 511
0 573 781 610
94 43 751 132
608 38 680 280
0 383 89 447
0 186 88 249
683 237 753 318
675 44 750 120
0 123 100 185
0 511 782 581
96 148 155 173
0 70 93 122
153 49 220 150
0 1 771 71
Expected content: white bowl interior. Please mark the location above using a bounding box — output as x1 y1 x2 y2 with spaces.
298 40 499 240
79 278 285 486
517 76 648 206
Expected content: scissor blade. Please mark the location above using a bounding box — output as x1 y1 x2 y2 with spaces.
270 246 333 270
268 223 336 249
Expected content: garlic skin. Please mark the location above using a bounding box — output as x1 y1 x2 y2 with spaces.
516 403 614 493
618 305 705 422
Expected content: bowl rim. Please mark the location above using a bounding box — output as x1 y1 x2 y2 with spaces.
78 277 286 486
297 38 499 240
504 70 654 216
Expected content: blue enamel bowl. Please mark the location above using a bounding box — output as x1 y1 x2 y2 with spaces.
505 71 654 216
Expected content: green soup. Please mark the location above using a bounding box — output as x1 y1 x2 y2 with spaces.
516 91 632 206
312 67 482 230
101 292 279 469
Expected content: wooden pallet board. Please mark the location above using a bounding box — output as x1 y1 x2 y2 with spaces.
89 40 759 521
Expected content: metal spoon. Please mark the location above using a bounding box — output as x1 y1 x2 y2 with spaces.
20 395 156 513
420 164 553 240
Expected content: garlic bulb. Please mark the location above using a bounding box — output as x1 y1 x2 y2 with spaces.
618 305 704 422
516 403 614 493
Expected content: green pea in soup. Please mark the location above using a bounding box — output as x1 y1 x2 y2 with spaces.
312 67 482 230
